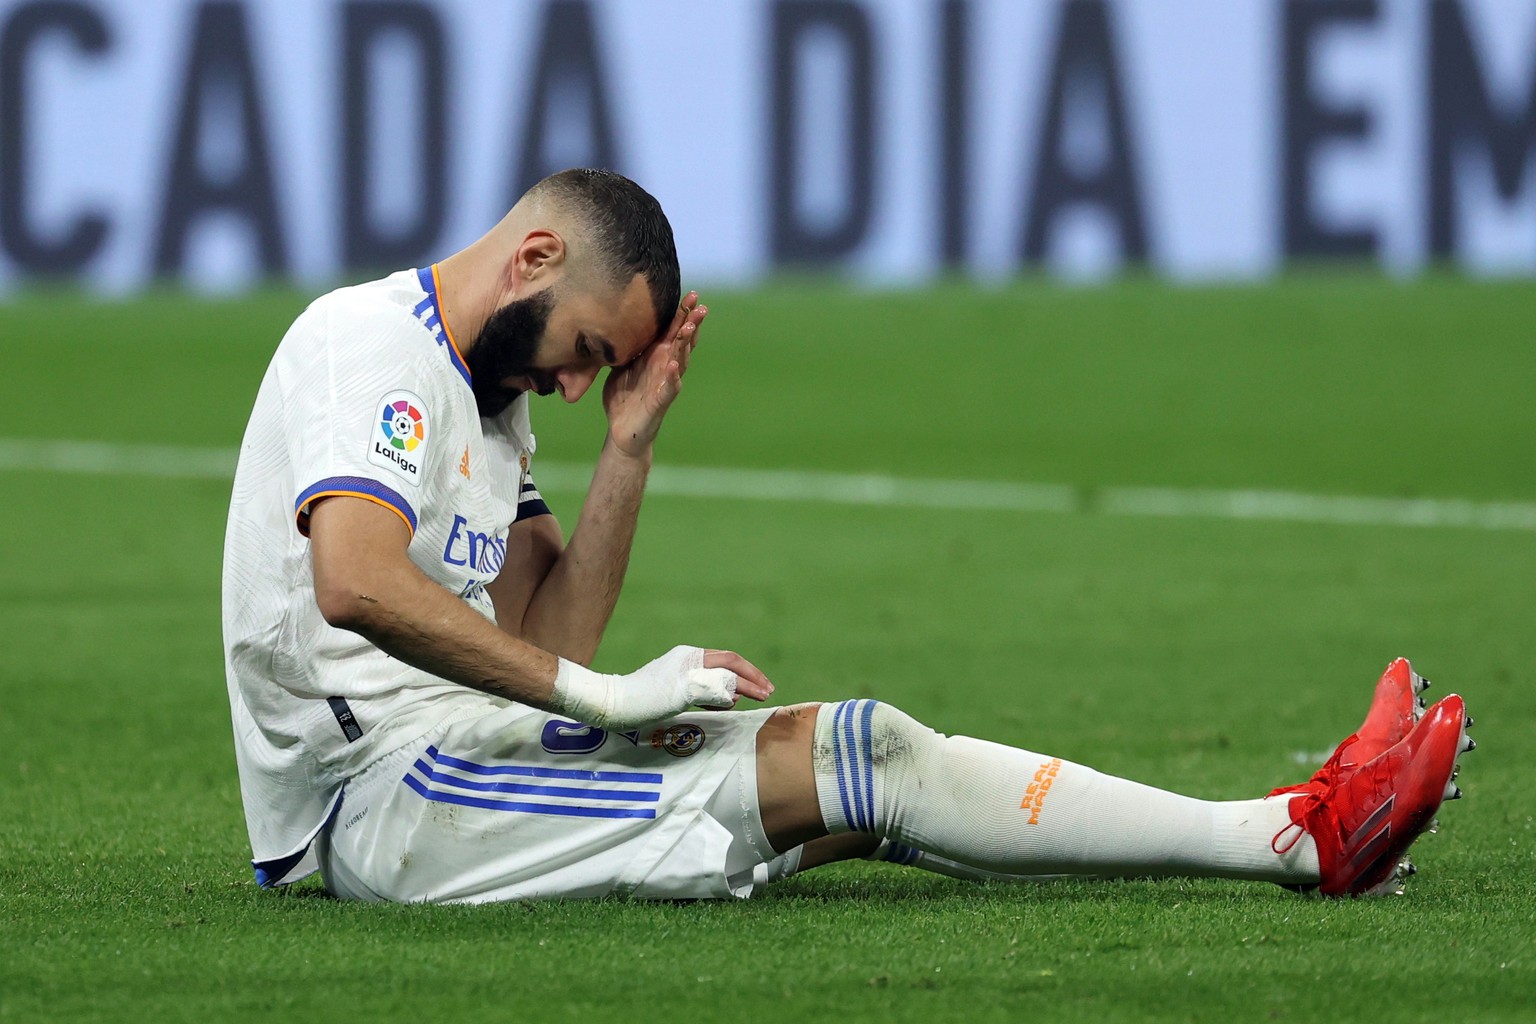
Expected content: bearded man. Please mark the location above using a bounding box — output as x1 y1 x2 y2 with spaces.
222 169 1470 903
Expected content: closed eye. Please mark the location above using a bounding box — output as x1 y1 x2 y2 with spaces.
578 333 618 365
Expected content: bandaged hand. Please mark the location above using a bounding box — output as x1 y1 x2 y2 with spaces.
551 645 773 730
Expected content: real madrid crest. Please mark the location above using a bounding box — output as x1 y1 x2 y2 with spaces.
650 723 706 757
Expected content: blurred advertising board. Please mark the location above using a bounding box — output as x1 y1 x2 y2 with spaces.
2 0 1534 292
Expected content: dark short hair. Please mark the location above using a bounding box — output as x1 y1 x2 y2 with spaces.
528 168 680 339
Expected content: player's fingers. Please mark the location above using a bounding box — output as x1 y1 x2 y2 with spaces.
703 650 774 700
685 667 739 710
672 331 701 378
676 332 696 375
686 307 707 341
682 307 706 360
667 293 698 335
666 320 693 364
650 361 681 412
678 307 704 352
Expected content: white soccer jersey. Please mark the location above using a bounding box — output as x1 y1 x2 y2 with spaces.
222 266 550 886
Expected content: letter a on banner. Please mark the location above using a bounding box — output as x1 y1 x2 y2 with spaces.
511 0 620 200
341 1 448 272
153 1 287 277
1021 0 1149 267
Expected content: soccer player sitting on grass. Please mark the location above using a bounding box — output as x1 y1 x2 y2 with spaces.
222 169 1474 904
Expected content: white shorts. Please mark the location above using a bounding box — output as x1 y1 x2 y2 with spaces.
313 704 799 903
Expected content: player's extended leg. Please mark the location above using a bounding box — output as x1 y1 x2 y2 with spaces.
756 702 1319 883
753 691 1471 896
851 656 1438 886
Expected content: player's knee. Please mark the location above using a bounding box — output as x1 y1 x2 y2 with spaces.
814 699 933 766
811 700 939 835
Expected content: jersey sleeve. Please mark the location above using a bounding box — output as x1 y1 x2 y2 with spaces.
515 471 550 522
500 395 551 523
280 296 453 540
484 392 552 524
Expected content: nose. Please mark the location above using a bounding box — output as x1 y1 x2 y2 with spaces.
555 365 601 404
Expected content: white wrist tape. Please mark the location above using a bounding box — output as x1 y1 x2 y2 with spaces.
551 646 738 730
551 659 619 728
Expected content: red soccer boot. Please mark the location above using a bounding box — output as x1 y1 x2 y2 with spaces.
1274 693 1475 898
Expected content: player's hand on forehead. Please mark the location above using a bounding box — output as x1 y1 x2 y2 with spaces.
611 291 702 371
619 289 706 387
599 290 706 456
649 291 702 355
669 291 706 376
654 291 706 394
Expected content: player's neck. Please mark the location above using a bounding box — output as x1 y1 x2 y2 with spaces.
433 248 500 356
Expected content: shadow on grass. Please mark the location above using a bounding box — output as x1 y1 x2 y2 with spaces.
760 870 1296 908
245 862 1300 915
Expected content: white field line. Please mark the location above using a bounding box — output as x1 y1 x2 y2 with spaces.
0 438 240 478
4 437 1535 533
1099 486 1536 532
541 462 1081 514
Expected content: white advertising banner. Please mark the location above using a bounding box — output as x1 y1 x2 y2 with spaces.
1 0 1535 293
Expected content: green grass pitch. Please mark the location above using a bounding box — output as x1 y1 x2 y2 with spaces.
1 275 1533 1022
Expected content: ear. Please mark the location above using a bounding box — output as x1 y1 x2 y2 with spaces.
511 229 566 290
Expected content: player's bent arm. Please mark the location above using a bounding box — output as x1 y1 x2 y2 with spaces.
482 512 564 646
308 495 561 703
499 299 708 665
513 436 651 665
307 495 772 727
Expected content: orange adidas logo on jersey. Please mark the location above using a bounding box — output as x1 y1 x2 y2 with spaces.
458 447 471 479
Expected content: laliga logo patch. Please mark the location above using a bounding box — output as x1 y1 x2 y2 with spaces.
383 401 425 452
367 389 429 487
650 723 706 758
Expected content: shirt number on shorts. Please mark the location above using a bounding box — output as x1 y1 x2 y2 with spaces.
540 720 608 754
540 720 641 754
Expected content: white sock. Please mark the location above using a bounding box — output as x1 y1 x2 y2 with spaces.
870 840 1067 882
813 700 1319 884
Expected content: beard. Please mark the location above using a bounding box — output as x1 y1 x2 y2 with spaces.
465 286 560 417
